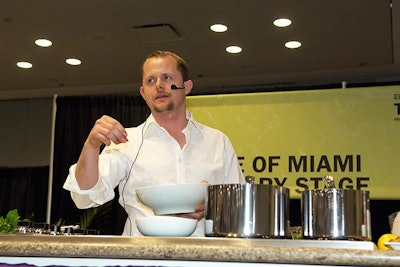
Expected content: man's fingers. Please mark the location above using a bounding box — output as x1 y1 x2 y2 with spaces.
195 204 205 212
88 116 128 147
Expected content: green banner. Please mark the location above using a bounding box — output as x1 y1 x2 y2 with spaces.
187 85 400 199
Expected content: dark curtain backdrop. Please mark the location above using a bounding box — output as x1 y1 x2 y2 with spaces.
0 166 49 222
51 94 148 234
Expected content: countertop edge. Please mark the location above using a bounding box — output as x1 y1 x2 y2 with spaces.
1 235 400 266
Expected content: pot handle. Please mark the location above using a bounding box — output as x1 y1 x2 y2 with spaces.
245 175 255 184
324 175 336 189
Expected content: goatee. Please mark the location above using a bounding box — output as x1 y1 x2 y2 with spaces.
154 102 174 113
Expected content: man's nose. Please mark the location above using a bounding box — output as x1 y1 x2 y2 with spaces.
155 78 165 91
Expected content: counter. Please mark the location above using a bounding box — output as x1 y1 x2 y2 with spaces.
1 234 400 266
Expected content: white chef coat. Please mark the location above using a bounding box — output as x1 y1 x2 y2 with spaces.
63 111 244 236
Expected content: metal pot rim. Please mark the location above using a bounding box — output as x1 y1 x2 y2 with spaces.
209 183 290 190
301 188 369 193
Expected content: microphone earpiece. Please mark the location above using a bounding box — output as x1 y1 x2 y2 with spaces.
171 84 185 90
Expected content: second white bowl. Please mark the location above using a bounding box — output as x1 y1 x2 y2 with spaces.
136 216 198 237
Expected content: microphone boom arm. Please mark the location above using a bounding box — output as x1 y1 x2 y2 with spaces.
171 84 185 90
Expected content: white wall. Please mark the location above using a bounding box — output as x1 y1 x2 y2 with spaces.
0 98 53 167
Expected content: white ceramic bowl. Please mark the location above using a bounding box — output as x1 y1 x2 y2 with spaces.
136 183 208 215
136 216 198 236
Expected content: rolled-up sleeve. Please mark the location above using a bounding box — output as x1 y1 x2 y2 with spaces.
63 144 130 209
63 164 115 209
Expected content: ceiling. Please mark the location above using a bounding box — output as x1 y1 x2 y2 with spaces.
1 0 399 100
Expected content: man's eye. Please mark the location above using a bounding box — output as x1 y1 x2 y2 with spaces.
147 78 155 85
163 75 172 81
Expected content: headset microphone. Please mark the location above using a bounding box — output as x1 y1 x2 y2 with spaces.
171 84 185 90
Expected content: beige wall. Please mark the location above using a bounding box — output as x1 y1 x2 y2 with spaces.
0 98 52 167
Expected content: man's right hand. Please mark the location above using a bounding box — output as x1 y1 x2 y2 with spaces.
75 115 127 190
86 115 128 148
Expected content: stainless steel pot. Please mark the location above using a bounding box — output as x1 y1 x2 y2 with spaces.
205 178 290 238
301 188 371 240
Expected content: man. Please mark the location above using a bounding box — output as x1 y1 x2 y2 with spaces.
63 51 244 236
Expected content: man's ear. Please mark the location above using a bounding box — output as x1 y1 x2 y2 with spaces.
184 80 193 95
140 86 146 100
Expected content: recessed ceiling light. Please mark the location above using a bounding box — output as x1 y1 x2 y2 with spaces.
226 45 242 54
210 24 228 33
16 61 33 69
273 18 292 27
285 41 302 49
35 39 52 47
66 58 82 66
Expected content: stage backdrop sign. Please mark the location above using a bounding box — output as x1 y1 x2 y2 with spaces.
187 85 400 199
